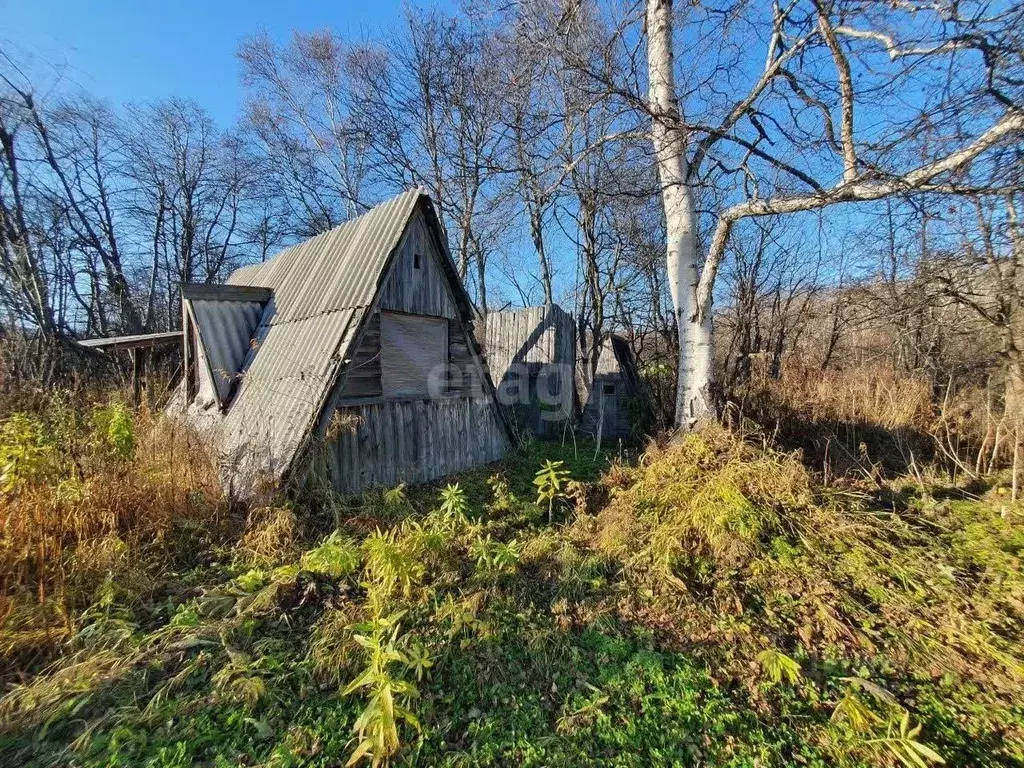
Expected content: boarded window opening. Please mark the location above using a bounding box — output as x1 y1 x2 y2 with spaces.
380 312 447 397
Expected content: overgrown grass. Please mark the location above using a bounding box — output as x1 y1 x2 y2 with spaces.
0 394 232 676
2 393 1023 767
732 360 943 475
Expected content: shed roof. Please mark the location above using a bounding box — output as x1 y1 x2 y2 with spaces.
180 188 480 494
77 331 183 351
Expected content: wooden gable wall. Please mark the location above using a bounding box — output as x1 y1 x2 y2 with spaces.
319 205 509 493
336 208 477 400
378 209 457 319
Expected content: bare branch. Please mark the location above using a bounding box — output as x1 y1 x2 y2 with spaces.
815 1 858 182
834 25 971 60
695 107 1024 323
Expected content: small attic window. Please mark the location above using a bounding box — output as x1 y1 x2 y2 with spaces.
602 383 616 396
414 253 422 270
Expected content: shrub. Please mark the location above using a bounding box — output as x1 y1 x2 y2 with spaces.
0 412 58 495
92 400 136 460
585 426 817 580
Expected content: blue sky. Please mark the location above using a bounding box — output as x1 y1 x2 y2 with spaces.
2 0 422 127
1 0 916 306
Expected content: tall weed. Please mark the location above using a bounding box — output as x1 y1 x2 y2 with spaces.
0 391 229 673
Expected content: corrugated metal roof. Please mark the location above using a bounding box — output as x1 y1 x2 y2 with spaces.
211 310 359 487
227 190 421 324
180 188 426 494
187 298 265 406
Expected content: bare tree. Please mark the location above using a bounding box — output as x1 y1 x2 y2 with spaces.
0 82 58 338
240 30 369 235
1 52 282 344
501 4 568 307
124 99 265 329
349 8 511 311
719 219 813 386
929 192 1024 412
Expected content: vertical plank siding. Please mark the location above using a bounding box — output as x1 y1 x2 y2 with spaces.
327 395 507 494
579 336 643 439
378 212 457 319
483 306 574 377
316 208 510 495
482 305 576 435
581 374 631 438
447 318 483 394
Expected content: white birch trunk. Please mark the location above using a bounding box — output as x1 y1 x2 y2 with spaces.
646 0 715 430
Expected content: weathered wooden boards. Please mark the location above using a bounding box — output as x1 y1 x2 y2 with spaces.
324 203 509 494
326 395 506 493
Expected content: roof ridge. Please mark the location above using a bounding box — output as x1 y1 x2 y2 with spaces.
303 186 421 242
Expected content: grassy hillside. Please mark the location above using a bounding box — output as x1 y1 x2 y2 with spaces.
1 396 1023 767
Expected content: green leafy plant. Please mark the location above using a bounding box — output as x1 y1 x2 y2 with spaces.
92 401 135 460
866 711 946 767
470 534 522 575
365 483 412 520
438 483 469 519
756 648 801 686
383 483 408 510
301 532 361 578
831 679 946 767
486 474 516 515
404 641 434 682
343 612 423 767
534 459 571 523
363 529 425 601
0 412 56 495
235 569 269 593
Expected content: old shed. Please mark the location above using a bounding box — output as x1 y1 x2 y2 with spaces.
482 304 576 437
481 305 646 442
175 189 511 497
580 334 644 441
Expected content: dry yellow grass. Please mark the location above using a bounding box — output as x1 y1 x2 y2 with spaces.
747 359 934 430
573 426 1024 708
0 395 230 670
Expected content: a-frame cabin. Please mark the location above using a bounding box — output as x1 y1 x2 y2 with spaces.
175 189 511 497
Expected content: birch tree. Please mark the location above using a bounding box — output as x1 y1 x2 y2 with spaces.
643 0 1024 429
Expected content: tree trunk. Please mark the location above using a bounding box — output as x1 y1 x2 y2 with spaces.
1005 355 1024 428
646 0 714 430
530 204 554 307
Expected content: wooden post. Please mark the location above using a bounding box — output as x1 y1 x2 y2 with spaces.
183 301 192 400
131 348 142 407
